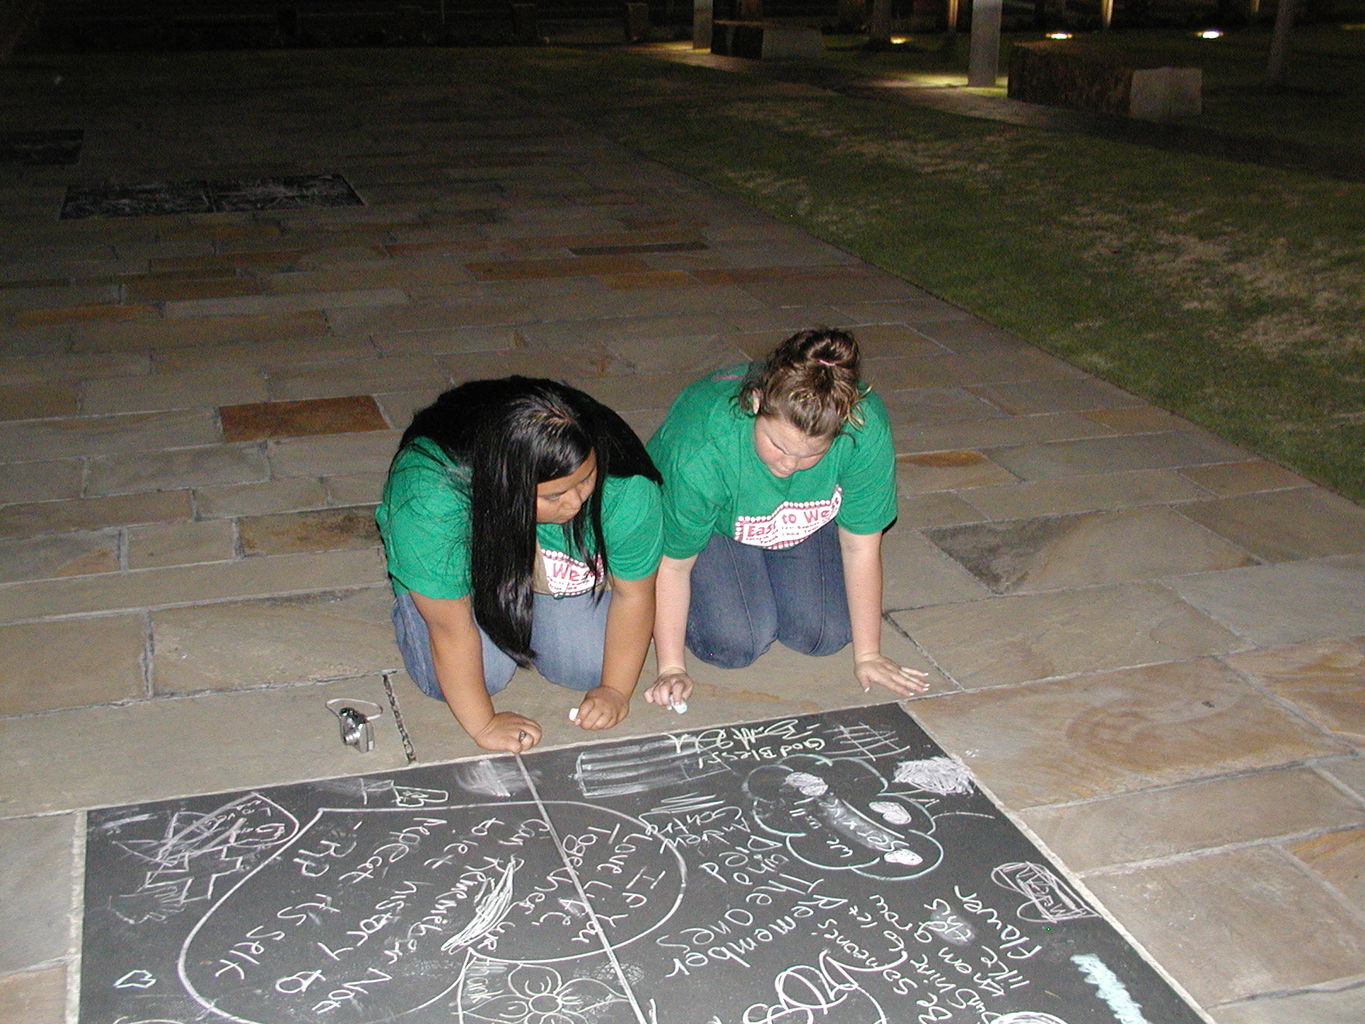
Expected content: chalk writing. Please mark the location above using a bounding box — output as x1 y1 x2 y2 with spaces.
991 863 1098 924
1071 954 1153 1024
99 793 298 925
80 705 1207 1024
746 755 944 879
895 756 975 796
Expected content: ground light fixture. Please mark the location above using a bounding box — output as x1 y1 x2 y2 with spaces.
1046 31 1073 39
1197 29 1225 38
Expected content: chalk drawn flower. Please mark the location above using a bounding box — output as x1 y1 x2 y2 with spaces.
464 964 625 1024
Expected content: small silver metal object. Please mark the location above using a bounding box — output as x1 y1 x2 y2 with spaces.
326 698 384 753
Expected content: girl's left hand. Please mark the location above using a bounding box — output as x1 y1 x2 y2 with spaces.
573 687 630 730
854 653 930 696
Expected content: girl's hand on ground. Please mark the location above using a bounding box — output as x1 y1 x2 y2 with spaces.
854 654 930 696
644 669 695 709
574 687 630 730
473 712 541 753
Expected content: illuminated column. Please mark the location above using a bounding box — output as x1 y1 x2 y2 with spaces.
694 0 713 49
1100 0 1113 27
968 0 1003 86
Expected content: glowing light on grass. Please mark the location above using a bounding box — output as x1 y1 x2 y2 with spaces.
1197 29 1224 38
1046 32 1073 40
890 35 910 44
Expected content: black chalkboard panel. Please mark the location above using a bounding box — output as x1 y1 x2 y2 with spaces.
81 704 1206 1024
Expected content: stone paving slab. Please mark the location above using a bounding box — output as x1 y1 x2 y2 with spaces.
1178 487 1365 562
1215 985 1365 1024
1019 767 1365 873
1171 554 1365 646
0 814 77 974
1224 638 1365 743
890 582 1243 689
985 430 1252 479
0 408 222 461
0 548 384 622
0 490 192 540
0 675 408 817
926 506 1258 593
151 586 395 694
86 442 270 496
959 467 1211 520
0 967 65 1024
126 518 237 570
1086 846 1365 1006
0 614 146 714
909 658 1348 806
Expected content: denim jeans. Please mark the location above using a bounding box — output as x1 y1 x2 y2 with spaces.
391 588 611 700
685 521 851 669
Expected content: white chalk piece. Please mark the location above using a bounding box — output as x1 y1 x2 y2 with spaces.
672 700 688 715
568 707 579 723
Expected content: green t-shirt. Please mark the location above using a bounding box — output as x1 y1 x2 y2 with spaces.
375 438 663 600
646 365 896 559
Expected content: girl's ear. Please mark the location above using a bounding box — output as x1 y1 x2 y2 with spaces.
748 391 760 414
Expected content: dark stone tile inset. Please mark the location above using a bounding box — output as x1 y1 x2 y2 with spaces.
0 129 83 166
927 507 1258 594
60 174 363 219
207 173 363 212
220 395 389 442
61 180 213 220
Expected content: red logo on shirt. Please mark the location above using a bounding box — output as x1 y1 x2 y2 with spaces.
540 549 603 597
732 488 842 549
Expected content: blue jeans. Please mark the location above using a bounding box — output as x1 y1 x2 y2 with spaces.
686 522 851 669
391 589 611 699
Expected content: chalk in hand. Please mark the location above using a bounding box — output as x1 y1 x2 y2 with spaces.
568 706 579 723
671 700 688 715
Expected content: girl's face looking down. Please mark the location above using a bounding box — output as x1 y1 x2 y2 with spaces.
752 415 831 479
535 452 598 524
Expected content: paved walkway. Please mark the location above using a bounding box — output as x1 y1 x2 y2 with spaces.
0 44 1362 1024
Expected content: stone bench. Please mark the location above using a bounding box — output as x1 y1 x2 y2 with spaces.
1007 41 1202 122
710 19 823 61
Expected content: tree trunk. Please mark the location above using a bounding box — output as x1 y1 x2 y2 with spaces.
1266 0 1296 87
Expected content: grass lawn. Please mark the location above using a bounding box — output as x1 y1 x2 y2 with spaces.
466 31 1362 500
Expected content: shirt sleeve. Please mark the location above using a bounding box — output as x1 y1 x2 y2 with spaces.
602 474 664 580
658 450 730 559
833 392 898 535
377 448 472 600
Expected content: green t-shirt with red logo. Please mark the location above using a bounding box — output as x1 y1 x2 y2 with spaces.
646 365 897 559
376 437 663 600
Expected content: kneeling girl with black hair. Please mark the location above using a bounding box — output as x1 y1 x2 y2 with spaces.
376 377 663 754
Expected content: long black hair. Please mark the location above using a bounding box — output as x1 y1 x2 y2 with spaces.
398 377 660 666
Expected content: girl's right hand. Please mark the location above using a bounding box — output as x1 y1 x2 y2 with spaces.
473 712 541 754
645 669 695 710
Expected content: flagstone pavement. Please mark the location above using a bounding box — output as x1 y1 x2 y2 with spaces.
1 43 1362 1024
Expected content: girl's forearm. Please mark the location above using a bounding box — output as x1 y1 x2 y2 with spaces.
838 529 885 659
652 554 697 672
600 574 657 697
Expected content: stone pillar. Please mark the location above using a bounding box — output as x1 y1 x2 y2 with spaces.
737 0 762 18
693 0 713 49
968 0 1002 87
624 1 649 40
